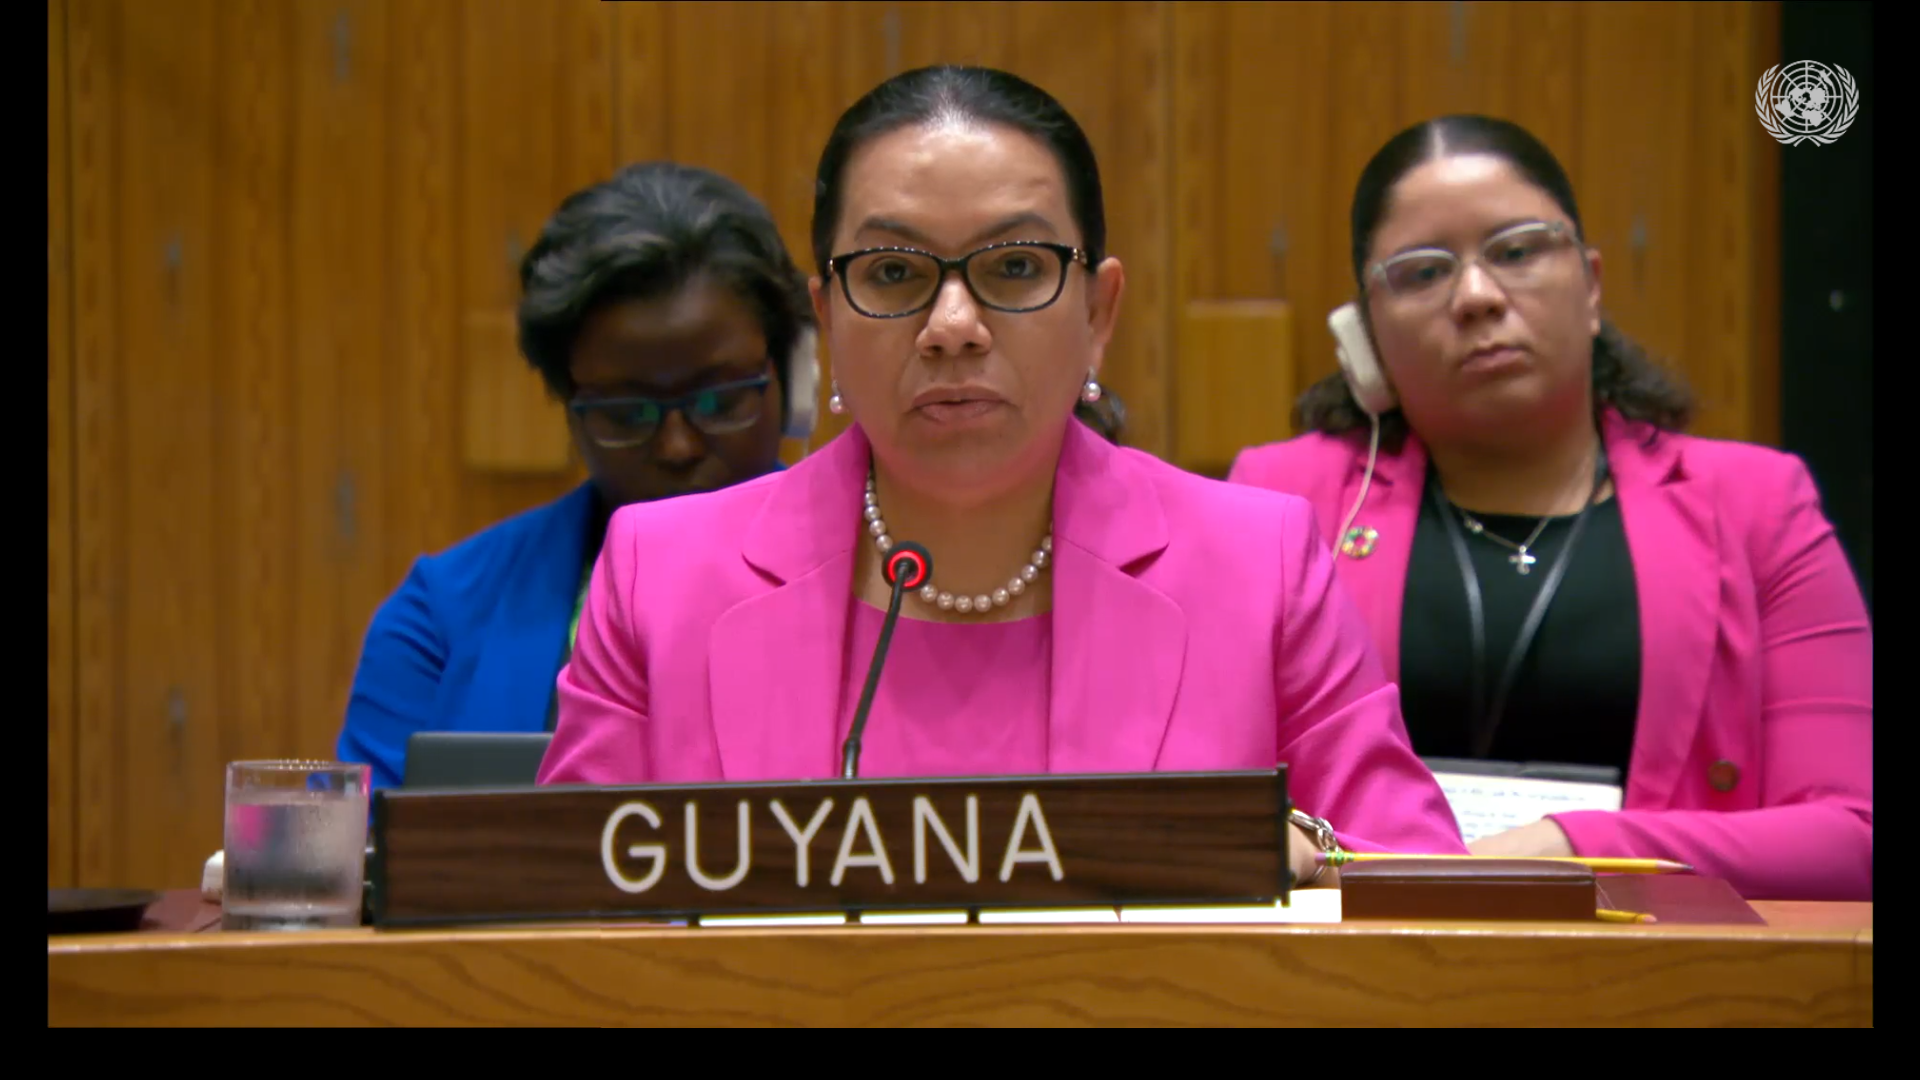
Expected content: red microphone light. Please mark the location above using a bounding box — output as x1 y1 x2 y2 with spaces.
884 542 933 591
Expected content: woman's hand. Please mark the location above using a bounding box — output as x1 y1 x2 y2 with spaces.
1467 817 1575 858
1290 823 1340 888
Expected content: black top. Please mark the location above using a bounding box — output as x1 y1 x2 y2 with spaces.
1398 476 1642 782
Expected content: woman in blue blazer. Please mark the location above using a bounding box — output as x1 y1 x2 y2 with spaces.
337 162 821 788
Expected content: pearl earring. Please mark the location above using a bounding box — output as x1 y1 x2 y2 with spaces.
1080 371 1103 404
828 380 846 415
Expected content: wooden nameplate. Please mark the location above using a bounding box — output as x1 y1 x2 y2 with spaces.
369 769 1290 928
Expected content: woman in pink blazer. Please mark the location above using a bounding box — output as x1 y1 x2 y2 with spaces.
1229 116 1871 901
540 66 1470 884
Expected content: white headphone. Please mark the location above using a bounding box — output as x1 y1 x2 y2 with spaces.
1329 302 1396 416
783 326 820 441
1328 303 1393 557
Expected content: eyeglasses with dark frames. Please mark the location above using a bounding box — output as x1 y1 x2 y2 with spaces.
826 240 1093 319
567 371 774 449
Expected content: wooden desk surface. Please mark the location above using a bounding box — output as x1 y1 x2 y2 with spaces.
47 901 1870 1026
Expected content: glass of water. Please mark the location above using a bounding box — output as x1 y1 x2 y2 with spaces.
222 760 370 931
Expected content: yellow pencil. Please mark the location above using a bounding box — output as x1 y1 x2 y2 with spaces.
1314 852 1693 875
1595 909 1658 924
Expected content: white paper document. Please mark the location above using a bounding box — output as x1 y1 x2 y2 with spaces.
1432 771 1623 844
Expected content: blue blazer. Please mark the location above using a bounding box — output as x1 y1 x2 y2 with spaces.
338 464 789 788
338 483 599 789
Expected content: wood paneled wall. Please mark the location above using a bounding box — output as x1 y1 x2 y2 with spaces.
1171 0 1781 467
48 0 1782 888
50 0 76 890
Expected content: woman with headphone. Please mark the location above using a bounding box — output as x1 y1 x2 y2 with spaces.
337 162 821 790
1229 116 1871 901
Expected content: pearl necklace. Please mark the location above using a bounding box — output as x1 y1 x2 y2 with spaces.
863 472 1052 615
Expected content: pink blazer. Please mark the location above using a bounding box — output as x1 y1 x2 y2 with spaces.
1228 409 1873 900
540 420 1468 856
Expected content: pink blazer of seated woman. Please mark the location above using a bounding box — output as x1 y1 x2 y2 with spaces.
1228 408 1873 900
539 420 1469 856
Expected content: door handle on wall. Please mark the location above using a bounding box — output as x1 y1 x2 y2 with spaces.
1629 215 1649 290
166 686 188 801
506 229 526 275
883 8 902 76
1269 224 1289 300
334 469 358 551
333 9 352 84
163 234 184 310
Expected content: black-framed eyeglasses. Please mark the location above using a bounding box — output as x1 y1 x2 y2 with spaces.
567 372 773 449
826 240 1093 319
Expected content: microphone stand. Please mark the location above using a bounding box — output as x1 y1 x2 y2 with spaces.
840 542 931 779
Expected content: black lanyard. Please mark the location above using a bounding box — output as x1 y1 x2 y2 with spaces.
1428 444 1610 759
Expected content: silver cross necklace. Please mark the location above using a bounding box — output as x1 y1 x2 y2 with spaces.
1456 512 1555 574
1452 445 1601 575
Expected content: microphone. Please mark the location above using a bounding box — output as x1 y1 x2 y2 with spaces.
841 541 933 779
